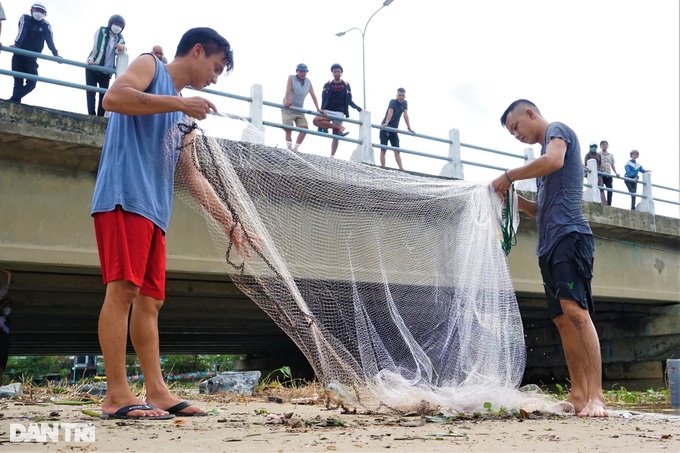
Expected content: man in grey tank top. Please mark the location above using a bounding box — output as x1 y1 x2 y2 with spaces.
492 99 607 418
282 63 320 151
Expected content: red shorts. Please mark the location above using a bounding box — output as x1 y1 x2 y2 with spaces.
93 207 166 300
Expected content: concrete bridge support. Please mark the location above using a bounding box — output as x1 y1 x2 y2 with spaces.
1 100 678 388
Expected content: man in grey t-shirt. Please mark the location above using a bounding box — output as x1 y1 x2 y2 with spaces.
492 99 607 418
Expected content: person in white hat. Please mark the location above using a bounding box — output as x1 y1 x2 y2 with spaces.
7 2 62 103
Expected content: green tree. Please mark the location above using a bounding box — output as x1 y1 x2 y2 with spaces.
161 355 212 375
5 356 73 381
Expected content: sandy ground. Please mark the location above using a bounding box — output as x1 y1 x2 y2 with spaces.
1 396 679 452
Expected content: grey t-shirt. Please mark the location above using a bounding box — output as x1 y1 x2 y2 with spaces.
535 122 592 257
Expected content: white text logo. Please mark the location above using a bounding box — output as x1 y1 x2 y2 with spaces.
9 423 96 443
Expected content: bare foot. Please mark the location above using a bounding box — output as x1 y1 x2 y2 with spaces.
563 395 585 414
578 400 608 417
556 400 576 415
102 396 169 418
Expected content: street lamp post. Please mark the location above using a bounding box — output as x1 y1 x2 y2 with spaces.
336 0 394 109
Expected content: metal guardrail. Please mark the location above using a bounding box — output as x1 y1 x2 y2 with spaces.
2 46 678 215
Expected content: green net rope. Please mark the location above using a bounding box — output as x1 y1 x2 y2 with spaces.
500 184 517 256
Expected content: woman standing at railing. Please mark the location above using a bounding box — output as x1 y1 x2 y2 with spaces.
85 14 126 117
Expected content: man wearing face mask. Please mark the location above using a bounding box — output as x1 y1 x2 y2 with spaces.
7 2 61 103
0 2 7 54
86 15 126 116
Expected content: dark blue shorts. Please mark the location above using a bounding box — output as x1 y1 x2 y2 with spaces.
380 130 400 148
538 232 595 319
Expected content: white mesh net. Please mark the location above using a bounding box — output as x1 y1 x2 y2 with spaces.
171 118 569 415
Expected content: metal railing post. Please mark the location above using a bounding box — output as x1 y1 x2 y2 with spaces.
637 172 655 214
583 159 601 203
515 147 537 192
247 84 265 144
440 128 463 179
350 110 374 164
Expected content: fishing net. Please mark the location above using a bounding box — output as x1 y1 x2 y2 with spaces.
171 117 567 415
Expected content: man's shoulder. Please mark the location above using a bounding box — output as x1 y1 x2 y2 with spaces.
547 121 573 133
547 121 577 145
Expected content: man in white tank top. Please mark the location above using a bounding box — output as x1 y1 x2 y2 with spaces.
282 63 320 151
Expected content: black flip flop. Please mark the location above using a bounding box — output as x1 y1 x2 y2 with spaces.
101 403 175 420
165 401 208 417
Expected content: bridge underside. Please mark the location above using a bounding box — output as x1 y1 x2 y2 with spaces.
5 265 679 389
5 267 298 357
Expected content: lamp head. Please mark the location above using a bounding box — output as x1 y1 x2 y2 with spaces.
383 0 394 6
335 32 345 37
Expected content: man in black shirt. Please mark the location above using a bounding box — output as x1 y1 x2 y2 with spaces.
380 88 413 170
313 63 362 157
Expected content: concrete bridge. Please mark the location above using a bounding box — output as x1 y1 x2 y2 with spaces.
1 100 678 387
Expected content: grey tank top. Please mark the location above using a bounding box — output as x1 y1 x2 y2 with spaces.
283 75 311 107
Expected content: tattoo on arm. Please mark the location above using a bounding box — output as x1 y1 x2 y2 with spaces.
136 92 150 105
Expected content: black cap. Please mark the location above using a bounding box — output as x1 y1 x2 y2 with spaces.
296 63 308 72
108 14 126 30
331 63 343 72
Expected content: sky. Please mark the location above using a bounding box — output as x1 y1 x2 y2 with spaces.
1 0 678 217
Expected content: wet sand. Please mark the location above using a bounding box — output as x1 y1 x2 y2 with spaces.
1 396 679 452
